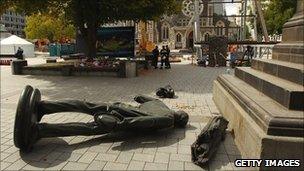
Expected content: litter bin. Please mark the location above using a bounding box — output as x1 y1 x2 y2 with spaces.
49 44 60 56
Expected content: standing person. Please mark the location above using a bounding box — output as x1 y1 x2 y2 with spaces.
230 47 237 68
152 46 159 69
160 46 167 69
165 45 171 69
15 47 24 60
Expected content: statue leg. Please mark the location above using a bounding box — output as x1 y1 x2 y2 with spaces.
38 111 127 138
36 100 109 121
37 122 110 138
14 86 110 152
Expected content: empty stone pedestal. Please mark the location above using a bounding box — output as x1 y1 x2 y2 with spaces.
213 0 304 169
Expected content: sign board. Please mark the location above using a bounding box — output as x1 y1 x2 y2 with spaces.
96 27 135 57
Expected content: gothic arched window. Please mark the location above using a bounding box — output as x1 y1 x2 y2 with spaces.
176 33 182 42
162 26 169 40
204 33 210 41
216 21 225 36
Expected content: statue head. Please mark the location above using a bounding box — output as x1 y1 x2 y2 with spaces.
173 110 189 128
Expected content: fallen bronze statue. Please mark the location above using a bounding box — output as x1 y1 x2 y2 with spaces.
14 85 189 152
191 116 229 167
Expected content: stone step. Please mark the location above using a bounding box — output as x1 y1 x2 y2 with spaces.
272 43 304 64
235 67 304 111
215 74 304 137
252 58 304 85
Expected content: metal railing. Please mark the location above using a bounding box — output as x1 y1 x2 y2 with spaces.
252 44 275 59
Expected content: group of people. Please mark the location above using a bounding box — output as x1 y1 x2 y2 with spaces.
152 45 171 69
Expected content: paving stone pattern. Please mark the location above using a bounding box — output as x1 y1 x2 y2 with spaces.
1 59 241 170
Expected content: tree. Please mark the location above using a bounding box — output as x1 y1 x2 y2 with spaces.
0 0 14 15
25 13 75 42
263 0 297 35
1 0 181 58
246 0 296 39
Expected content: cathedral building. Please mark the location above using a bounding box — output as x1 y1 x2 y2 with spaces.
156 0 241 49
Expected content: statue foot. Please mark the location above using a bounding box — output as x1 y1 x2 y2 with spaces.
14 86 41 152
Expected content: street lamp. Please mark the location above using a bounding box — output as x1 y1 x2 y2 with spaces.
193 0 202 59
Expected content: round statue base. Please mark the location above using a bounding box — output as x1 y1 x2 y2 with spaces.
14 85 40 152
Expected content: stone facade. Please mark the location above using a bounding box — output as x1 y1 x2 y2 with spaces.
0 10 26 37
103 21 156 46
156 0 240 49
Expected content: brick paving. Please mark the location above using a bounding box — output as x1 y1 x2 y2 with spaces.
1 58 241 170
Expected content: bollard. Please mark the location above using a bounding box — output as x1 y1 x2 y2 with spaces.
11 60 28 75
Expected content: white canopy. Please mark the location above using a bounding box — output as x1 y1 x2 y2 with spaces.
0 35 35 57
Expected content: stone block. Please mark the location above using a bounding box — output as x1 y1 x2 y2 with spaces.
11 60 27 75
290 91 304 110
261 80 286 107
95 153 118 162
103 162 128 170
132 153 154 162
252 59 303 85
277 65 303 85
262 62 277 76
118 61 137 78
213 78 304 162
86 160 106 170
116 152 133 164
168 161 184 170
235 67 304 110
46 58 56 63
144 162 167 170
282 25 304 42
78 151 98 164
127 161 145 170
272 43 304 64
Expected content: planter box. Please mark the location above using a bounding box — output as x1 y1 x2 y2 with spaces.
20 61 138 78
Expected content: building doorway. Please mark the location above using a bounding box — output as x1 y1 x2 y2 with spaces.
187 31 193 49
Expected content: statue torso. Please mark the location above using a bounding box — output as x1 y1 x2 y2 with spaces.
112 100 174 118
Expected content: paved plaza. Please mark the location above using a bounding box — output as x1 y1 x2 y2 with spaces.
1 59 242 170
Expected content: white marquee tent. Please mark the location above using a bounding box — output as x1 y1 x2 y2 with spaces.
0 35 34 57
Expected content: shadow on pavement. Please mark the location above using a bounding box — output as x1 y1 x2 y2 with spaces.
20 124 197 169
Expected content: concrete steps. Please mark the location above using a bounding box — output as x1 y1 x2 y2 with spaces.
252 58 304 85
216 74 304 137
213 1 304 161
235 67 304 110
272 43 304 64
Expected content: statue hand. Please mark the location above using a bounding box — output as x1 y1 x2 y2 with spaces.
94 113 120 131
94 110 127 131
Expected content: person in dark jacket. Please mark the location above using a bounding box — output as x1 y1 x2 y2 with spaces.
160 46 167 69
165 45 171 69
15 47 24 60
152 46 159 69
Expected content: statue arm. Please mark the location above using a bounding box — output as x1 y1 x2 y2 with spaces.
119 115 174 130
134 95 158 104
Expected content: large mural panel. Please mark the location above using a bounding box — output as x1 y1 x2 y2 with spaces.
96 27 135 57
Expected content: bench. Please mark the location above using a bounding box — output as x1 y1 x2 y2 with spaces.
62 53 85 61
46 58 57 63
